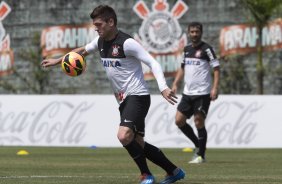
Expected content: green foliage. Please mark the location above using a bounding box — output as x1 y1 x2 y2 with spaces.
220 55 252 94
0 32 51 94
241 0 282 94
242 0 282 26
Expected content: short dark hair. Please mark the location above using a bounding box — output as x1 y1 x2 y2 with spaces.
90 5 117 26
188 22 203 32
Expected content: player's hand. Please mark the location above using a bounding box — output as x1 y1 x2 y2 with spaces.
161 88 178 105
210 88 218 101
41 58 61 68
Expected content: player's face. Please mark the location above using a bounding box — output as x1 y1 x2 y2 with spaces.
93 17 113 40
188 27 202 44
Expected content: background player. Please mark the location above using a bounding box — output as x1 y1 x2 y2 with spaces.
172 22 220 164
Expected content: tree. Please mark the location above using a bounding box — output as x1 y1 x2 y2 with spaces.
241 0 282 94
0 32 51 94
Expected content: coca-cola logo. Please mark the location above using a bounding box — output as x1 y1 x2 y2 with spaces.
0 101 94 145
146 101 262 146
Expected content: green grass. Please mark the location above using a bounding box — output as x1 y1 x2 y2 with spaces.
0 147 281 184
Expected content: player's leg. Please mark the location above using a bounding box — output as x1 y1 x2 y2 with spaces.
142 139 185 184
189 94 210 164
118 95 154 184
175 110 199 148
143 139 177 174
176 95 199 149
118 127 154 183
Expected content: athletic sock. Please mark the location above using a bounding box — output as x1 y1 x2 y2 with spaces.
179 123 199 148
197 127 207 158
124 140 151 175
144 142 177 175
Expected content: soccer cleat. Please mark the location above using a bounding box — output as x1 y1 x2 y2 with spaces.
159 168 185 184
191 147 199 160
140 174 155 184
189 155 206 164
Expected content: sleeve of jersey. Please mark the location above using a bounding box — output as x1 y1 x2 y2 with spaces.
205 47 220 68
85 36 99 53
124 38 168 92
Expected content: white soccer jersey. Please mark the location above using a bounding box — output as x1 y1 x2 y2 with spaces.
85 31 168 103
182 42 220 95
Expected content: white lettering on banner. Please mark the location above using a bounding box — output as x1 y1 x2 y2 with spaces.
206 101 260 145
41 25 98 57
146 100 260 146
223 27 257 51
262 25 282 46
0 95 281 148
220 18 282 56
45 27 96 51
0 101 93 145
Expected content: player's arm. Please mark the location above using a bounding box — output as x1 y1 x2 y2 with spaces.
206 46 220 101
211 66 220 101
124 38 177 105
41 47 88 68
41 36 99 68
172 67 184 94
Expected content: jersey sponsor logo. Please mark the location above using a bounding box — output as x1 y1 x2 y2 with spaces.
101 59 121 68
184 59 200 66
112 45 120 56
133 0 189 79
0 1 13 77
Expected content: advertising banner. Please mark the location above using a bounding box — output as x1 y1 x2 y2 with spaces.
220 18 282 56
41 24 98 58
0 1 13 76
0 95 281 148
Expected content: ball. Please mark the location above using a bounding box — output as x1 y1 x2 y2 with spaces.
61 52 86 77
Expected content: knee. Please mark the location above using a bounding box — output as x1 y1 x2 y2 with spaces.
175 117 185 127
194 114 205 129
117 129 134 146
175 111 187 128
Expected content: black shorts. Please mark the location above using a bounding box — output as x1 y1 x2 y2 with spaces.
177 94 211 119
119 95 150 137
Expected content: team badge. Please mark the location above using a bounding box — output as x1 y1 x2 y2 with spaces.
133 0 188 53
195 50 202 58
112 45 120 56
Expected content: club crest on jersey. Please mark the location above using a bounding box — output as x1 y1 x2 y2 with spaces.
112 45 120 56
195 50 202 58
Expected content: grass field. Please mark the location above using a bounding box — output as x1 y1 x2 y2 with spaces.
0 147 281 184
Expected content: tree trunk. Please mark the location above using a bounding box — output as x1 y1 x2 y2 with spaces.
256 26 264 94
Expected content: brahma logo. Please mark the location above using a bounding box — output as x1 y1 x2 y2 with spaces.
41 24 98 58
133 0 188 79
0 1 13 76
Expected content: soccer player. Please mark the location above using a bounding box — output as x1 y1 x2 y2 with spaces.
41 5 185 184
172 22 220 164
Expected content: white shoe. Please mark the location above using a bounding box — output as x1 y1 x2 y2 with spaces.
189 156 206 164
192 147 199 160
